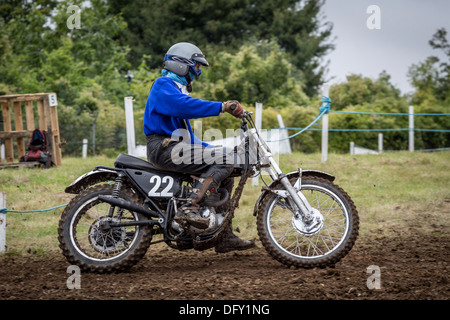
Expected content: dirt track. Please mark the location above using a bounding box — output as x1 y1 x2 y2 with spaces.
0 233 448 303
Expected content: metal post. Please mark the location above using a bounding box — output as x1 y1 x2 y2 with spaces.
378 133 383 153
82 139 88 158
0 192 6 253
350 141 355 155
252 102 263 186
409 105 414 152
124 97 136 156
321 83 329 162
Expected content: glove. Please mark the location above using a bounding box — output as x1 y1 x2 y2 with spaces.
222 100 244 118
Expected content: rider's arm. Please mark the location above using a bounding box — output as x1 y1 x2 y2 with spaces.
152 77 222 119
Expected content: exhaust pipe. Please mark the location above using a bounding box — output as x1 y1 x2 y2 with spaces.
98 195 159 219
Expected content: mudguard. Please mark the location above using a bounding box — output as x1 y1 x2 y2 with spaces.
65 168 118 194
252 169 335 216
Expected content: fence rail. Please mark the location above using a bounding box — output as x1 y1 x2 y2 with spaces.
267 102 449 160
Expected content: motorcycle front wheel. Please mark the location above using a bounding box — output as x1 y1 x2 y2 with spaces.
58 184 153 273
257 176 359 268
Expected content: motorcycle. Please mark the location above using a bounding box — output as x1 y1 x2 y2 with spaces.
58 109 359 273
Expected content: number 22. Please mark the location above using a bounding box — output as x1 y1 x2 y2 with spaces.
148 175 174 197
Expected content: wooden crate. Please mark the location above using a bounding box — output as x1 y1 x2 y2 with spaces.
0 93 62 167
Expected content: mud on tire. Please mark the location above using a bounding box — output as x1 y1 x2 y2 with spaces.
58 184 153 273
257 176 359 269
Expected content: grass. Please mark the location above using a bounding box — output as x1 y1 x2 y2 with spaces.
1 151 449 254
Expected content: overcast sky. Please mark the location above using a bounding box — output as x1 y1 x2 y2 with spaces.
321 0 450 95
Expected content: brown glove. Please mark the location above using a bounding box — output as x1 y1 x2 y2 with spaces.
222 100 244 118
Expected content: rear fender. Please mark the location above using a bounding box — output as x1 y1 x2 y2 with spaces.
252 169 335 216
65 168 118 194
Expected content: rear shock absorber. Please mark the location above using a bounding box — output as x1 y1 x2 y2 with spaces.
112 173 124 198
108 173 125 217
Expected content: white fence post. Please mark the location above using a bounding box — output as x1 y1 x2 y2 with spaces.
350 142 355 155
82 139 88 158
277 114 292 154
0 192 6 253
409 105 414 152
378 133 383 153
1 141 4 161
252 102 263 186
321 83 329 162
124 97 136 156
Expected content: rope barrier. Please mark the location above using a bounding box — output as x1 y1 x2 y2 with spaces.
0 203 68 214
266 96 330 142
329 110 450 116
272 127 450 133
266 98 450 142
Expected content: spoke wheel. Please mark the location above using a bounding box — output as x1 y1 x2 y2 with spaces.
257 176 359 268
58 184 153 273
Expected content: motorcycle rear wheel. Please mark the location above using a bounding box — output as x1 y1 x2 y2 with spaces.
257 176 359 268
58 184 153 273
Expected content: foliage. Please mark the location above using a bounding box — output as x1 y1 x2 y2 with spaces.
193 40 310 107
327 70 449 153
0 2 448 156
408 28 450 105
108 0 334 97
405 27 450 150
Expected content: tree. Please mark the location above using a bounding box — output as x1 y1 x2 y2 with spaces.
327 72 410 152
408 28 450 104
0 0 133 155
329 71 402 111
194 40 310 107
108 0 334 97
406 28 450 151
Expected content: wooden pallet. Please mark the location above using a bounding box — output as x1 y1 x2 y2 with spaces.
0 93 62 168
0 161 41 169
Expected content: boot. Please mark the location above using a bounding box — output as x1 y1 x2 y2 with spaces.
174 175 216 230
174 203 210 229
215 225 255 253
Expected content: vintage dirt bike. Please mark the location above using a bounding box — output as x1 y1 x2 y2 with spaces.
58 109 359 273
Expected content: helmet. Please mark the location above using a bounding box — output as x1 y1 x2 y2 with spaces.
163 42 209 78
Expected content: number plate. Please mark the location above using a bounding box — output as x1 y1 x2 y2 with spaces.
127 170 181 198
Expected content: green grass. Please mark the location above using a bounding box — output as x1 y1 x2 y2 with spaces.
1 151 449 254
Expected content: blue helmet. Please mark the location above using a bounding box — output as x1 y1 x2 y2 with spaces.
163 42 209 78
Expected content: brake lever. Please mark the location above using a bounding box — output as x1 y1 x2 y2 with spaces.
241 110 253 117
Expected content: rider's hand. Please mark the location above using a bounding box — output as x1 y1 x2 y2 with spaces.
222 100 244 118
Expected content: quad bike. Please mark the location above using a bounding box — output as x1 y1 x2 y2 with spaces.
58 109 359 273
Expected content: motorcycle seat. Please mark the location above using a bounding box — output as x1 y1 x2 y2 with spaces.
114 153 161 172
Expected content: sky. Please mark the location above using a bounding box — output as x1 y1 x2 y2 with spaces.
320 0 450 95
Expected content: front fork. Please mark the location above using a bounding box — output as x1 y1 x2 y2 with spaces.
249 129 314 223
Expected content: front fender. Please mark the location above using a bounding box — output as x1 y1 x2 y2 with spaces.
65 168 118 194
252 169 335 216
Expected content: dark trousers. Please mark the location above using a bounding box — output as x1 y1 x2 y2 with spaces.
146 134 234 190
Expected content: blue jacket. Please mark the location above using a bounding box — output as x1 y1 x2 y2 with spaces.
143 76 222 147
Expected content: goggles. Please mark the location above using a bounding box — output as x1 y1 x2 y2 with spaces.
164 54 204 76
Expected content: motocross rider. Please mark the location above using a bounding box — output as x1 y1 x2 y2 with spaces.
143 42 255 253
